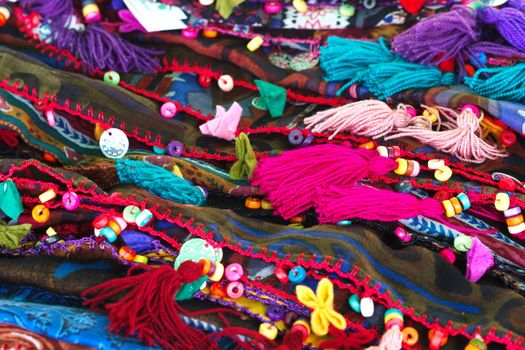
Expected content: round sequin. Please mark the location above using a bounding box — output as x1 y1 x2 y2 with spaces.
99 128 129 159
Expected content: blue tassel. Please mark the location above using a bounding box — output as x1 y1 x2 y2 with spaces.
465 63 525 103
116 159 205 206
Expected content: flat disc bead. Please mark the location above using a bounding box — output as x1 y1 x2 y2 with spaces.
32 205 50 223
135 209 153 227
442 200 456 217
160 102 177 118
259 323 278 340
494 193 510 211
376 146 388 157
288 266 306 283
456 193 470 211
226 281 244 298
224 263 243 281
123 205 141 223
218 75 234 92
506 215 524 227
454 235 472 251
434 165 452 182
62 191 79 210
427 159 445 169
504 207 522 218
408 160 420 177
508 222 525 235
103 71 120 85
402 327 419 346
394 158 408 175
348 294 361 313
450 197 463 215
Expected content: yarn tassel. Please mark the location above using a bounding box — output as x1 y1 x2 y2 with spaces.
365 326 403 350
479 6 525 53
250 145 398 219
314 185 496 235
465 63 525 104
391 6 480 65
385 106 506 163
303 100 415 140
116 159 205 206
82 262 218 350
18 0 74 23
230 133 257 180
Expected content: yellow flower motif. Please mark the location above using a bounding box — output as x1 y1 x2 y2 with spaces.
296 278 346 336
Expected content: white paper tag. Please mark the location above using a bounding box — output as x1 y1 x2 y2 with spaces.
123 0 187 32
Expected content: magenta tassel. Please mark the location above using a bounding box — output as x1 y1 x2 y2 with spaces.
250 145 397 219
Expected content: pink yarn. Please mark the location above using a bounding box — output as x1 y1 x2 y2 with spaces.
303 100 416 140
250 145 397 219
314 185 497 235
365 326 403 350
385 107 506 163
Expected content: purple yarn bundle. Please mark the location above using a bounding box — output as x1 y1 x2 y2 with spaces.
19 0 160 72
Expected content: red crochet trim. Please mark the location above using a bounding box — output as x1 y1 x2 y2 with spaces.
2 160 525 348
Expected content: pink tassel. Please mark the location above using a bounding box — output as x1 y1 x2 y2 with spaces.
365 326 403 350
385 106 506 163
250 145 397 219
314 185 496 235
466 237 494 283
303 100 419 140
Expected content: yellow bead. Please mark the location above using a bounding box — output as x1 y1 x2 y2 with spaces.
442 200 456 217
394 158 408 175
210 262 225 281
434 165 452 182
384 312 403 324
422 107 439 123
293 0 308 12
261 200 273 210
32 205 50 223
465 345 479 350
358 141 376 150
494 192 510 211
247 36 264 52
450 197 463 215
94 123 105 141
39 189 56 203
376 146 388 157
82 3 99 16
46 227 58 237
202 29 218 38
259 323 278 340
133 255 148 264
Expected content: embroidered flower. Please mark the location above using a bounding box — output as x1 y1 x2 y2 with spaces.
296 278 346 336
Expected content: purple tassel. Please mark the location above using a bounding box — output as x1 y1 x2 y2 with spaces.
18 0 73 23
479 6 525 52
391 6 479 65
49 21 161 73
506 0 525 11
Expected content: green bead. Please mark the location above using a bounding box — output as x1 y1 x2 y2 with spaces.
287 223 304 229
122 205 141 223
251 97 268 111
153 146 166 154
467 1 485 9
454 235 473 252
349 294 360 313
384 308 403 320
103 71 120 85
469 338 487 350
339 4 355 17
337 220 352 226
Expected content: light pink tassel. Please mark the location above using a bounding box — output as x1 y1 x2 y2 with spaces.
365 326 403 350
385 107 507 163
303 100 421 140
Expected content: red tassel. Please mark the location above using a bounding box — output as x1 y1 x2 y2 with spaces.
276 330 304 350
399 0 425 15
319 327 378 349
250 145 397 219
82 261 216 350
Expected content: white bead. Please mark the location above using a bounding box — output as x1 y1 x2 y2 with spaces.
199 0 215 5
360 297 374 317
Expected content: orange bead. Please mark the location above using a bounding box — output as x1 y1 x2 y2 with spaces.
43 152 58 163
358 141 377 150
402 327 419 346
210 282 226 298
428 329 448 349
119 246 137 262
289 215 305 224
506 215 524 227
450 197 463 215
0 12 6 27
106 220 122 235
465 64 476 77
202 29 218 38
245 197 261 209
32 204 50 223
200 258 212 275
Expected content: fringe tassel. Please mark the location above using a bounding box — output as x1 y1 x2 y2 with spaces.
479 6 525 53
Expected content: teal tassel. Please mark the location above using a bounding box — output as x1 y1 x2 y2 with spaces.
465 63 525 103
116 159 205 206
366 62 456 100
0 180 23 221
320 36 457 99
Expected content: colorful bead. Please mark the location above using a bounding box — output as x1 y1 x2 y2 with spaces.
38 189 56 203
376 145 388 157
181 27 199 39
218 75 234 92
288 129 304 145
167 140 184 157
500 130 517 147
409 160 420 177
0 6 11 27
106 220 122 235
427 159 445 169
82 2 101 23
160 102 177 119
394 227 412 242
225 263 243 281
454 235 472 252
434 166 452 182
200 259 212 275
291 319 310 341
210 262 225 281
456 193 471 211
264 1 283 14
402 327 419 346
339 4 355 17
198 75 212 88
461 104 480 117
337 220 352 226
210 282 226 298
245 197 262 209
396 180 413 193
123 205 141 223
45 110 56 127
439 249 456 264
442 200 455 217
428 329 448 350
288 266 306 284
508 222 525 235
358 141 377 150
283 311 298 327
100 226 117 243
259 323 278 340
506 215 524 227
133 255 148 264
394 159 419 176
261 200 273 210
504 207 522 218
62 191 79 211
423 107 439 123
348 294 360 313
247 36 264 52
199 0 214 6
394 158 408 175
119 246 137 262
94 123 104 141
465 338 487 350
450 197 463 215
494 192 510 211
360 297 374 317
202 29 218 38
135 209 153 227
274 266 289 283
103 71 120 85
93 214 110 229
113 216 128 231
293 0 308 12
226 281 244 298
266 304 285 321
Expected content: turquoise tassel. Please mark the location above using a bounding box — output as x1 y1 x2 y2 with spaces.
116 159 205 206
320 36 457 99
0 180 23 221
465 63 525 103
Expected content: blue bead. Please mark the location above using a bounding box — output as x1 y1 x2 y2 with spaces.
288 266 306 284
100 226 117 243
456 193 471 211
348 294 360 313
288 130 304 146
337 220 352 226
153 146 166 155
